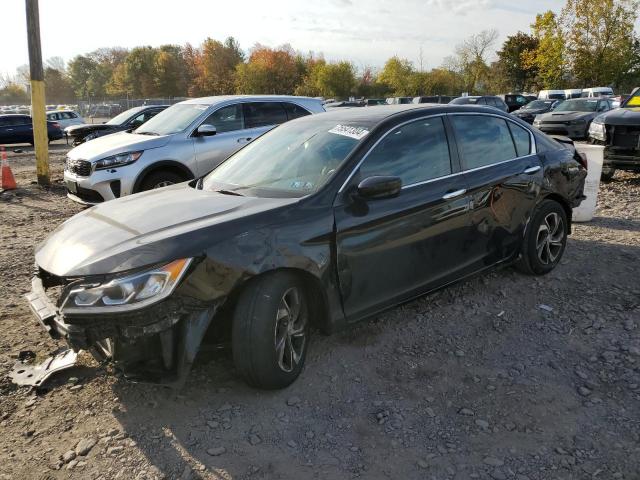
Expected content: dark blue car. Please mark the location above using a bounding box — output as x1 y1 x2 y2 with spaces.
0 114 64 145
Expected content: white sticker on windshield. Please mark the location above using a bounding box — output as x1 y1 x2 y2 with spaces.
328 124 369 140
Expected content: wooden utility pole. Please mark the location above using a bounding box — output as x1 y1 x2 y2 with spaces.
25 0 49 186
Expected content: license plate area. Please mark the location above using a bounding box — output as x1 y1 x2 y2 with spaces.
65 180 78 193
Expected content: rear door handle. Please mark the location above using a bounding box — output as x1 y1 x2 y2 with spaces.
237 137 252 143
442 188 467 200
523 166 541 174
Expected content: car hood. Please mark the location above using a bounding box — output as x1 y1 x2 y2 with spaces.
36 183 299 277
537 111 594 121
595 107 640 125
64 123 115 134
67 131 172 161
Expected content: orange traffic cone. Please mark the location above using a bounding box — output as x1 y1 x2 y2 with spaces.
1 146 17 190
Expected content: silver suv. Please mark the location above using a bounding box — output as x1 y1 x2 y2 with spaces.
63 95 325 204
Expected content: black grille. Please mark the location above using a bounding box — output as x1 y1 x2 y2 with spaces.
65 157 92 176
70 186 104 203
611 126 640 148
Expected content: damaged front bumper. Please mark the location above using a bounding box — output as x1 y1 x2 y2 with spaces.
25 274 217 387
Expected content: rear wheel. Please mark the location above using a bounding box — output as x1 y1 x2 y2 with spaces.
232 272 310 389
139 170 186 192
600 168 616 182
516 199 568 275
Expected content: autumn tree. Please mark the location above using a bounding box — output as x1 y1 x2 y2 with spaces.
444 29 498 93
154 45 187 97
378 56 414 95
191 37 244 96
562 0 639 87
522 11 567 89
235 44 301 94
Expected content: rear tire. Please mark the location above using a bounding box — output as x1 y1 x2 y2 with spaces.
600 168 616 182
139 170 185 192
516 199 568 275
232 272 310 389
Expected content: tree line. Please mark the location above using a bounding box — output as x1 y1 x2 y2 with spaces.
1 0 639 106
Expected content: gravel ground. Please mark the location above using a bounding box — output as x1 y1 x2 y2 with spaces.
0 146 639 480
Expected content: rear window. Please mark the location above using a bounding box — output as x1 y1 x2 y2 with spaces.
243 102 287 129
282 102 311 120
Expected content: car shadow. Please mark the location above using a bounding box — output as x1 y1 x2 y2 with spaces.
107 237 640 479
589 216 640 232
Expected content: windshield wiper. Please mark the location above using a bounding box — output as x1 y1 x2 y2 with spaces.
137 131 159 136
216 189 244 196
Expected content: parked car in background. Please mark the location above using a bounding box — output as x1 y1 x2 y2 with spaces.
63 95 325 204
533 98 613 139
511 99 559 124
589 87 640 181
449 96 509 112
28 103 587 389
582 87 614 98
365 98 387 106
498 93 531 112
386 97 413 104
564 89 583 99
413 95 455 104
324 101 363 108
46 110 84 130
64 105 168 146
0 114 63 145
538 90 566 100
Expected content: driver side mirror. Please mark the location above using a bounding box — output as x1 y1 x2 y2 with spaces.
357 176 402 200
196 124 217 137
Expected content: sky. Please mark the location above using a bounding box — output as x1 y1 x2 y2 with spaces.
0 0 583 78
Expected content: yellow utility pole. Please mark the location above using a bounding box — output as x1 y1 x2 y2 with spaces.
25 0 49 186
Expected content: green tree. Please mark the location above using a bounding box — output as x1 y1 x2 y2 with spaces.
154 45 187 97
44 67 74 103
315 61 356 98
562 0 639 87
192 37 244 95
523 11 567 89
494 32 539 92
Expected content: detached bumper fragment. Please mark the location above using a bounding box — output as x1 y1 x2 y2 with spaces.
25 274 217 387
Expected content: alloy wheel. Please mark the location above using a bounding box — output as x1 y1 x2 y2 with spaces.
274 287 307 373
153 180 174 188
536 212 564 265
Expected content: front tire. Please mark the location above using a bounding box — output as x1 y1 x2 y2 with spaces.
139 170 185 192
232 272 310 389
516 199 568 275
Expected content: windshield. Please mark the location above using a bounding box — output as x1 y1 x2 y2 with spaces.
553 99 598 112
136 103 208 135
524 100 553 110
106 107 144 125
202 118 364 198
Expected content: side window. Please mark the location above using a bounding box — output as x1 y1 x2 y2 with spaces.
451 115 517 170
47 112 58 121
508 122 532 157
477 97 487 105
202 104 244 133
359 117 452 186
282 102 311 120
487 98 499 107
61 112 74 119
0 118 9 127
243 102 287 129
129 113 147 128
16 116 31 125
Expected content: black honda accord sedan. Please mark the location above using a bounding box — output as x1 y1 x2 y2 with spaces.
27 105 587 389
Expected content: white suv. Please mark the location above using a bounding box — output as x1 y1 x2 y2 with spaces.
63 96 325 204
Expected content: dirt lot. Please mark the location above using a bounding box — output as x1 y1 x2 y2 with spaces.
1 146 639 480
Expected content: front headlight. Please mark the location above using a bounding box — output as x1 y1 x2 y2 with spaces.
94 151 143 170
589 121 606 141
61 258 192 314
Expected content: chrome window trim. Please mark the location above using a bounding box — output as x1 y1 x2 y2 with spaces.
339 111 538 194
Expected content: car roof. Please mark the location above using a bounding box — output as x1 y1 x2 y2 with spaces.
295 104 510 129
0 113 30 117
180 95 320 106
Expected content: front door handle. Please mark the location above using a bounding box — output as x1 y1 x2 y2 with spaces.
237 137 252 143
442 188 467 200
523 165 541 174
